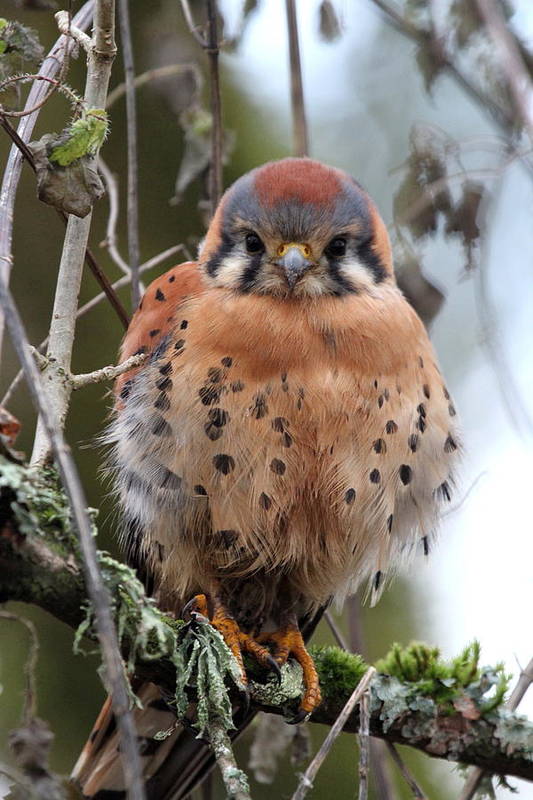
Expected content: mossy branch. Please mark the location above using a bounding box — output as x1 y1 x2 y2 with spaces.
0 456 532 783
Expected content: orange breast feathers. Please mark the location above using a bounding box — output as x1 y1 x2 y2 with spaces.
115 262 204 401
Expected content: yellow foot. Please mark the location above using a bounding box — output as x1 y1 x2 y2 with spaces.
184 594 281 687
258 622 322 722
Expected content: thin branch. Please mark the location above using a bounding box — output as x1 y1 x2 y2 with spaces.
208 719 252 800
459 656 533 800
508 657 533 710
474 0 533 142
180 0 208 47
1 244 187 407
180 0 223 214
0 611 39 723
285 0 309 157
291 667 377 800
30 0 119 465
0 74 70 119
0 1 94 360
0 279 146 800
345 596 399 800
106 63 197 108
118 0 141 309
324 609 349 651
98 158 131 275
206 0 223 213
386 743 426 799
55 9 92 52
71 351 147 389
358 679 371 800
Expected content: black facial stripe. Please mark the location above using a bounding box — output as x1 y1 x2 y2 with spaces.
205 232 235 277
355 237 387 283
326 257 358 295
239 251 265 292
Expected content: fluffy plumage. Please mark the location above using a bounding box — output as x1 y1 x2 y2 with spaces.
74 157 460 797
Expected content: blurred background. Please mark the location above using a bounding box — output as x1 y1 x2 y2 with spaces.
0 0 532 797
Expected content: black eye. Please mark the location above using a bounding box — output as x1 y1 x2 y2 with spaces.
245 233 264 254
326 237 347 258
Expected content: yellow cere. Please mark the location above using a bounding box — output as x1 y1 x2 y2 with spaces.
277 242 312 258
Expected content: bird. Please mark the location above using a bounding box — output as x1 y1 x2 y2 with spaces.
72 157 460 798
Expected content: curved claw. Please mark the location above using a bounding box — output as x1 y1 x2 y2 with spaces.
287 708 311 725
265 653 282 682
181 593 210 621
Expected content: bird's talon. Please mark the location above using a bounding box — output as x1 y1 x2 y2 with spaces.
266 654 282 681
287 709 311 725
182 593 210 621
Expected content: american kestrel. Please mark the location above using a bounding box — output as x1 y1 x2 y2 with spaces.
74 157 460 796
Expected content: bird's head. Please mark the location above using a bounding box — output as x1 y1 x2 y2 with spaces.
199 158 393 298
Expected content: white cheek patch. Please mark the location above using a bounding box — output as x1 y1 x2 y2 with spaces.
210 253 249 289
338 256 378 292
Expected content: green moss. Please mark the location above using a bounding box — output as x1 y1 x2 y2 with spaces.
375 640 509 716
311 645 368 701
0 458 80 554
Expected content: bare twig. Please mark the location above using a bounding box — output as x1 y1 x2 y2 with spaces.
324 609 350 651
55 9 92 52
345 597 398 799
179 0 223 214
71 351 147 389
459 656 533 800
1 244 186 407
346 595 365 655
206 0 223 213
0 74 81 118
0 1 94 360
208 718 252 800
0 279 146 800
98 158 131 275
31 0 119 465
0 611 39 722
508 656 533 710
285 0 309 157
291 667 377 800
386 743 426 799
118 0 141 309
106 63 197 108
180 0 208 47
474 0 533 142
358 680 371 800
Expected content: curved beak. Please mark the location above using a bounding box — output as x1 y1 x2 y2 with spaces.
277 245 313 288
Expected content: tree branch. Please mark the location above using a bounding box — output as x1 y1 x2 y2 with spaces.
0 1 94 360
179 0 223 214
285 0 309 157
474 0 533 142
1 459 532 784
118 0 141 308
30 0 118 466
